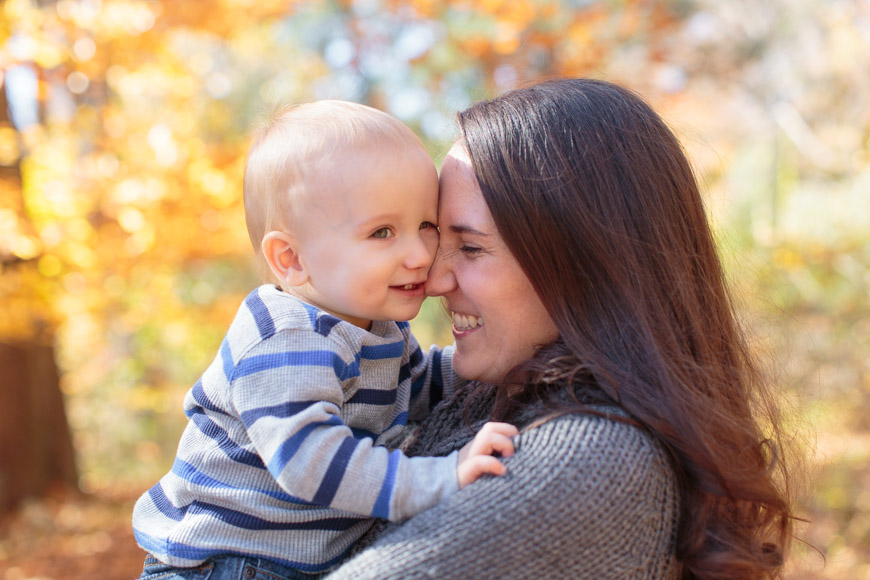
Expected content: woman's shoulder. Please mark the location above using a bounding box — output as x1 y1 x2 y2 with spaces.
511 410 678 518
500 411 680 578
516 408 669 467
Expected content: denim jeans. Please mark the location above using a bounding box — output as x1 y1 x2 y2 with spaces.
138 553 318 580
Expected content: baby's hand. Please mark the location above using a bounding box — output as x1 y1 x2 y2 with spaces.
457 421 518 489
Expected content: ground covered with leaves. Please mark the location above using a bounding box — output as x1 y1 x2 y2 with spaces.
0 489 144 580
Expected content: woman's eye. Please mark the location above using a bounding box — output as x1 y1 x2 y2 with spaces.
420 221 438 232
371 227 393 239
460 245 483 255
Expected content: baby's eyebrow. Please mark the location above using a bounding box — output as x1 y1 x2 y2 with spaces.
354 213 400 230
360 213 401 223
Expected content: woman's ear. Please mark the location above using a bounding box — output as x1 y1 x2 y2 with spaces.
262 231 309 286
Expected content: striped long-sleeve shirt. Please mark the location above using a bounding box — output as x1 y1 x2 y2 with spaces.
132 285 461 573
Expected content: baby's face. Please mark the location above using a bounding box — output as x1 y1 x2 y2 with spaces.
291 143 439 329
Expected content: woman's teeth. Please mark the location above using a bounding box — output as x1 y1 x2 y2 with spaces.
402 284 416 290
452 312 484 330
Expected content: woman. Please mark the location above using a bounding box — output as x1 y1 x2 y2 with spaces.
327 78 794 579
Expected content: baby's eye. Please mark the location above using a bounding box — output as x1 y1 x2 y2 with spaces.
420 221 438 232
371 227 394 239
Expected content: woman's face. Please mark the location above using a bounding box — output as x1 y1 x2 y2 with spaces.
425 144 559 383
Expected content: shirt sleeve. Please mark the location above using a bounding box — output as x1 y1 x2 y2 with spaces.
324 415 680 580
229 329 460 522
405 334 467 422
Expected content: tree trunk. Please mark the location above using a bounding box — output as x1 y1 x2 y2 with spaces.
0 342 79 512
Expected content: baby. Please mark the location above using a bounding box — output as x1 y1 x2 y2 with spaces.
132 101 516 579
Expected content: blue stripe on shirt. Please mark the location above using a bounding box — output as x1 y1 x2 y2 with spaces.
245 290 276 339
143 490 366 533
312 437 358 507
189 500 365 531
190 379 228 416
266 415 344 476
429 348 444 409
409 344 424 367
349 426 378 441
239 400 322 427
234 350 357 381
172 458 228 490
346 388 397 406
300 301 320 329
397 362 411 386
189 410 265 468
299 301 343 338
389 410 408 429
148 483 185 521
172 459 314 506
408 345 426 399
220 338 234 381
371 449 401 519
314 313 342 337
359 340 405 360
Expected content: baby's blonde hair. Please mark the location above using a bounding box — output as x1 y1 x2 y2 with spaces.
243 100 427 281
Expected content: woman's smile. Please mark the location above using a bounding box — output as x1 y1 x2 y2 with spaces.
451 311 484 332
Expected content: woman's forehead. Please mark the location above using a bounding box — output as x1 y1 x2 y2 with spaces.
439 148 498 234
440 146 475 192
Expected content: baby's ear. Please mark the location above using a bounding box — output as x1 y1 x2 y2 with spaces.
262 231 309 286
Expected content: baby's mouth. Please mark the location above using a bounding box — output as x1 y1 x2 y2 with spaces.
451 311 484 331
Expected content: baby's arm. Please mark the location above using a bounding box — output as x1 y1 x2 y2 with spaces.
230 331 512 522
403 329 465 421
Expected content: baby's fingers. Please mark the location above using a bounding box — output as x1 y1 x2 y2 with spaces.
478 421 519 439
475 432 516 459
473 422 518 458
458 455 507 488
457 421 519 488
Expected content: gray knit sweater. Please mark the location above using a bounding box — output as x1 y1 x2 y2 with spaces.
325 383 682 579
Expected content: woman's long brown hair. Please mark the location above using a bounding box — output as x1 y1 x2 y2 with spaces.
458 78 794 579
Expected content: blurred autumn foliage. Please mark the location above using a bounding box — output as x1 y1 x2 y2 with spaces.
0 0 868 578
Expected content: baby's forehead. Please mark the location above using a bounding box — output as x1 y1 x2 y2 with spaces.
293 141 434 216
303 137 426 185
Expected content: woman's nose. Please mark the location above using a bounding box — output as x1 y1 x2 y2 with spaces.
424 249 455 296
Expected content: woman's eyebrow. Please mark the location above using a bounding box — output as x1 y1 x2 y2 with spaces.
448 224 489 236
